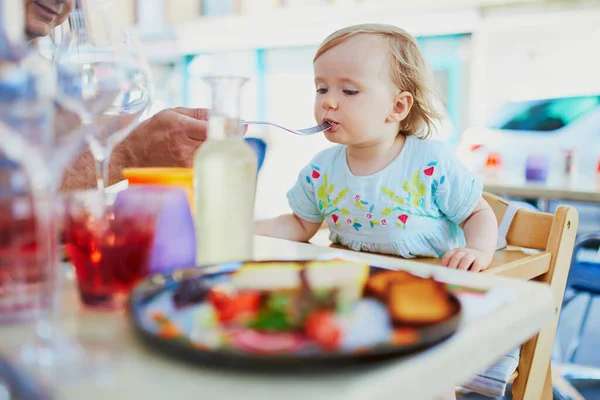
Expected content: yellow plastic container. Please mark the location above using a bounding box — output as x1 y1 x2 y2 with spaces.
122 168 194 208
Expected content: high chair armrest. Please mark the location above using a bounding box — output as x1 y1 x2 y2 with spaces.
484 250 551 280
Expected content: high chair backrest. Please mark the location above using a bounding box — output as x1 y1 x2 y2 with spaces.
485 193 554 251
482 192 578 400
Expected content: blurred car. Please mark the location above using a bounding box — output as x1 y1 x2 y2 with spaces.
457 94 600 179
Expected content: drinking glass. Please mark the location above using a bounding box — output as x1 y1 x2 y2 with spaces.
0 3 120 386
63 190 156 310
55 2 153 193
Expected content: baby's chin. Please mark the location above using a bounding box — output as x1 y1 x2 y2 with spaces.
324 129 350 145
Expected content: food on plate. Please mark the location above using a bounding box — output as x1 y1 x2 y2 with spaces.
364 269 423 299
156 260 459 355
232 262 302 291
172 274 211 309
388 278 457 325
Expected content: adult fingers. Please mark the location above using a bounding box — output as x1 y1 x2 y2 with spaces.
173 107 209 121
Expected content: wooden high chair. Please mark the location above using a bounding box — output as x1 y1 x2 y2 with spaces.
421 192 578 399
314 191 579 399
484 192 577 399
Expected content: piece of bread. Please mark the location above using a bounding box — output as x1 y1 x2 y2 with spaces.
304 260 370 291
232 262 302 291
365 270 424 299
387 278 456 325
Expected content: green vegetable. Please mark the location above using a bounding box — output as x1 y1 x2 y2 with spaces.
247 309 292 332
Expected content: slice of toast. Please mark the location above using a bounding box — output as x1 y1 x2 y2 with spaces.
304 260 370 311
232 262 302 291
388 278 456 325
304 260 370 290
365 270 424 299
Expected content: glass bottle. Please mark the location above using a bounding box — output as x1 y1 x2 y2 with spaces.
193 76 257 265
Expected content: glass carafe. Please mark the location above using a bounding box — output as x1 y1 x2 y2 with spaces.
193 76 257 265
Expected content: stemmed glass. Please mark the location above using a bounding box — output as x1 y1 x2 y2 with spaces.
0 32 93 386
0 0 150 386
55 3 153 194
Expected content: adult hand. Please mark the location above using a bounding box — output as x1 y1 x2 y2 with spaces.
115 107 209 169
61 107 209 192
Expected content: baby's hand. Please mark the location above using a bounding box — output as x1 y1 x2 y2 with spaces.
441 248 492 272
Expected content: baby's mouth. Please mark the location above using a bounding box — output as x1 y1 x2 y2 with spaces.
323 118 339 129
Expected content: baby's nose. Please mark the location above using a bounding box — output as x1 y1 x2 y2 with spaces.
322 94 338 110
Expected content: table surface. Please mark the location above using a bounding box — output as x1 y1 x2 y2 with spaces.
0 236 556 400
482 176 600 203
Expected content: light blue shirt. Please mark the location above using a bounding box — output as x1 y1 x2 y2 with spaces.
287 136 483 258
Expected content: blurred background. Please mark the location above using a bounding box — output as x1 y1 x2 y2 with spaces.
37 0 600 221
26 0 600 396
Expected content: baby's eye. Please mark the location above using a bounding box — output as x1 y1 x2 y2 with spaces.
316 88 328 94
343 90 358 95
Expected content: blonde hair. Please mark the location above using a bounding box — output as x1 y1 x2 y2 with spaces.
314 23 443 139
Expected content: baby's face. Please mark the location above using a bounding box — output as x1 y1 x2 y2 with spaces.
313 34 401 147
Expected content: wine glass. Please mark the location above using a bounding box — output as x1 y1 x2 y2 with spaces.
0 2 124 386
92 30 153 169
0 48 106 387
55 4 153 193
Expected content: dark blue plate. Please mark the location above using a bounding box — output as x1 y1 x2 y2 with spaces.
128 261 462 371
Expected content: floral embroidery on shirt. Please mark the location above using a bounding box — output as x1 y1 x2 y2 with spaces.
308 166 350 220
381 161 446 222
310 161 445 233
366 204 386 228
305 164 322 184
354 194 370 211
350 197 388 229
396 213 409 229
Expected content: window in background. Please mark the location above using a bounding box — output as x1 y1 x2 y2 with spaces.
136 0 165 27
201 0 239 16
418 34 471 144
491 95 600 132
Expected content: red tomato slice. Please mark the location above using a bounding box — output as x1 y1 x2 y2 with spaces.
305 310 341 351
208 289 261 323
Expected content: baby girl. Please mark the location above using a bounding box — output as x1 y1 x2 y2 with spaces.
256 23 497 272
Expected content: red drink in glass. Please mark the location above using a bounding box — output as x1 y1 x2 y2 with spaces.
0 162 48 323
64 192 155 310
0 198 47 322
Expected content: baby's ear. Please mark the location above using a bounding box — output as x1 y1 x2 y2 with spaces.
386 92 414 123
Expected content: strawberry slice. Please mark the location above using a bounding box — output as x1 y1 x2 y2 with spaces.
305 310 341 351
